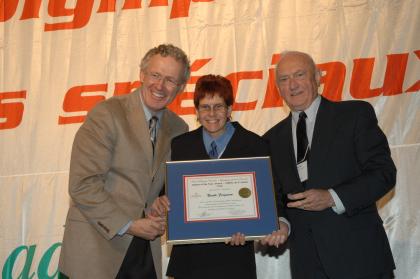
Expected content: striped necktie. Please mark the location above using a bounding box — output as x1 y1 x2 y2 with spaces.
149 116 158 151
296 111 309 163
208 141 218 159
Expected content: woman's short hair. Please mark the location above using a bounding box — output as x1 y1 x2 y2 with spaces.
194 74 234 108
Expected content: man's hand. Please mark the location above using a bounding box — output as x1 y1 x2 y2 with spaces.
260 221 289 247
287 189 334 211
225 232 246 246
148 195 171 217
127 215 166 240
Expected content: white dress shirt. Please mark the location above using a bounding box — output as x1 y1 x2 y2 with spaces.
291 95 345 214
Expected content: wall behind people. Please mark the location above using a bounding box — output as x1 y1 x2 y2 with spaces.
1 0 419 278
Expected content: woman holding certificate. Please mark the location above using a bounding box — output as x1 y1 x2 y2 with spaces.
163 74 269 279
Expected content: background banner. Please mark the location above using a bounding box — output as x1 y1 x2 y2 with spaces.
1 0 419 278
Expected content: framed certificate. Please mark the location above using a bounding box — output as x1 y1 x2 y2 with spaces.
165 157 278 245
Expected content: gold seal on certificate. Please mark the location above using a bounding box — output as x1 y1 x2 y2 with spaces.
239 187 251 198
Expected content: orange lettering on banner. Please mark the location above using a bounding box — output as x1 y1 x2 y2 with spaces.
170 0 213 19
20 0 42 19
122 0 142 9
0 91 27 130
168 58 212 115
97 0 117 13
58 84 107 125
350 53 408 99
0 0 19 22
114 81 141 96
406 50 420 92
2 0 213 30
383 54 409 96
350 58 380 99
262 54 282 108
262 67 283 108
168 91 195 115
150 0 169 7
226 71 261 111
24 51 420 127
170 0 191 18
44 0 95 31
318 61 346 102
97 0 143 12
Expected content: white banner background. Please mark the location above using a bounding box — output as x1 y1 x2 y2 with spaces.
1 0 419 278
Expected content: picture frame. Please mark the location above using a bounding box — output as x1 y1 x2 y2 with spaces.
165 157 279 245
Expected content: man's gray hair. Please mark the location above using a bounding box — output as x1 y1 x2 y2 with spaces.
140 44 191 84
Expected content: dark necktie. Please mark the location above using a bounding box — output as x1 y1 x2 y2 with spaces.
149 116 158 152
296 111 309 163
208 141 218 159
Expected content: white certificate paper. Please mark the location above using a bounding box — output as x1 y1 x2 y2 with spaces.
183 172 260 222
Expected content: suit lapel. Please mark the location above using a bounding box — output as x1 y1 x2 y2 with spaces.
152 111 172 176
221 124 243 158
195 127 210 158
282 114 304 191
309 97 336 182
125 89 154 169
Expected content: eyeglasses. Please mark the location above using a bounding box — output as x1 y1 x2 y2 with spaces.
197 103 228 113
145 71 180 89
277 70 308 84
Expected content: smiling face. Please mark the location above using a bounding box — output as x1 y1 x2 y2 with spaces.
139 54 184 113
276 52 320 112
197 93 232 139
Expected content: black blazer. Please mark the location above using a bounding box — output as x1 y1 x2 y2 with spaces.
166 122 268 279
263 97 396 279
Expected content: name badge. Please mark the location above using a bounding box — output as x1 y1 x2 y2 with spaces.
297 160 308 182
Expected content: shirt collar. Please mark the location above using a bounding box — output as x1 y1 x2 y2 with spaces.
291 95 321 124
202 121 235 156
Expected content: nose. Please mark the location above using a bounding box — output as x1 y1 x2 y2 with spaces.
208 108 216 116
155 78 164 90
288 76 299 90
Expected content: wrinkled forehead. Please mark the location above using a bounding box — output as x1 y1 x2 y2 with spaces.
277 53 314 75
146 55 183 77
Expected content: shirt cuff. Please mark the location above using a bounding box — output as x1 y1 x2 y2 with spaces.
279 217 291 235
328 189 346 214
118 220 133 236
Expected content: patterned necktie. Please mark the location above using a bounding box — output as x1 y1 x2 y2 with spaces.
149 116 158 151
208 141 218 159
296 111 309 163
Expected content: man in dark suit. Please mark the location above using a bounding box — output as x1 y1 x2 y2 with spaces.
262 51 396 279
58 44 190 279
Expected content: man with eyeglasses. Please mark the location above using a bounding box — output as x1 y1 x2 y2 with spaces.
58 44 190 279
262 51 396 278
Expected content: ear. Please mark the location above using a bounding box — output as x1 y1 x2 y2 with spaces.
195 109 202 124
226 105 233 120
315 68 321 87
177 83 187 95
140 70 145 83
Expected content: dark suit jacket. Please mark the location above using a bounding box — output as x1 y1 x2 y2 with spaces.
263 97 396 279
166 122 269 279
